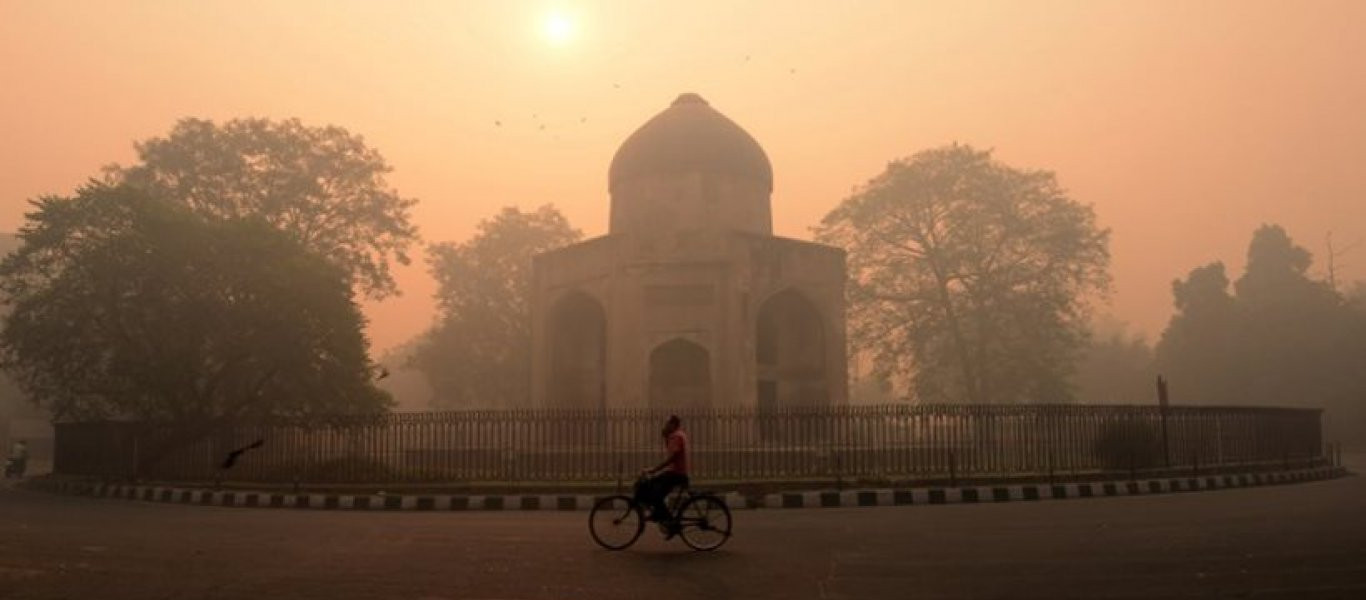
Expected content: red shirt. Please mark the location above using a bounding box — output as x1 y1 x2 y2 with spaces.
665 430 690 475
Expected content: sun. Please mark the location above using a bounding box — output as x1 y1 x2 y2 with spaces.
541 10 577 46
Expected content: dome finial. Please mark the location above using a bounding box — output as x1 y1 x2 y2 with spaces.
672 93 708 106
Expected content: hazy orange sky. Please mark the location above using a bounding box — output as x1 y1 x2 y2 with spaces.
3 0 1364 354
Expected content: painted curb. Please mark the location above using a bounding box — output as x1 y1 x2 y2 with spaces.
21 479 753 512
762 466 1349 508
21 466 1348 512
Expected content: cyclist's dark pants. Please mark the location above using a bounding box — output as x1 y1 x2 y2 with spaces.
4 458 25 478
636 471 689 521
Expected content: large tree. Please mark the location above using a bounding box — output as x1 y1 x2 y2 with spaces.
109 117 419 299
413 206 580 408
1155 225 1366 444
0 233 28 423
1233 225 1348 406
0 183 391 424
1152 263 1244 405
816 144 1111 404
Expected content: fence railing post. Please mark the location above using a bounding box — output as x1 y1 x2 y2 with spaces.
949 450 957 488
52 404 1328 487
1215 416 1225 466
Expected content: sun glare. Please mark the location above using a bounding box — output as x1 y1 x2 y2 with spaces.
541 10 576 46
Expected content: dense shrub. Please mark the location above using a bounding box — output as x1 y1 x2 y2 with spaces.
1093 419 1162 471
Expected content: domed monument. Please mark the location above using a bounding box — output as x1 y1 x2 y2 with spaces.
530 93 847 411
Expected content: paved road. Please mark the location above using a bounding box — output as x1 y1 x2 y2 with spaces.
2 468 1363 600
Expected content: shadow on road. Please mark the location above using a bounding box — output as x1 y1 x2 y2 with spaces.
614 548 733 563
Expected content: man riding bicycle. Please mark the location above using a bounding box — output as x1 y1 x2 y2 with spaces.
4 439 28 479
589 414 731 551
638 415 689 532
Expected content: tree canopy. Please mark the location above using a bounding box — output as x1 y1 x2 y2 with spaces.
0 233 30 422
816 144 1110 403
109 117 419 299
0 183 391 423
1155 224 1366 444
413 206 580 408
1152 263 1244 406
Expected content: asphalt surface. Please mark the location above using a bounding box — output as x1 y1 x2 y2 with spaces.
1 464 1363 600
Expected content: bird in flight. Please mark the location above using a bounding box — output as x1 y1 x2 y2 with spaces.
221 439 265 470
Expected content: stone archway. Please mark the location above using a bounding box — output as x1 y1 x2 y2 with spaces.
548 292 607 410
756 289 828 410
648 339 712 411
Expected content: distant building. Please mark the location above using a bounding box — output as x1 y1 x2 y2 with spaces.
530 93 848 410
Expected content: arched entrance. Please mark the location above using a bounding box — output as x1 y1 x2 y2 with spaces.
648 339 712 410
548 292 606 409
756 289 828 410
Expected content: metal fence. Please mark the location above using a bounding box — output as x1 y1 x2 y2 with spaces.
52 404 1325 485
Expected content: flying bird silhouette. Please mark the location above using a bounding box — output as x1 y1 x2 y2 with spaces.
220 439 265 470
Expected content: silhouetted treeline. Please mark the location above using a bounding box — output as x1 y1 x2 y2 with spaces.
0 184 390 424
1154 225 1366 446
412 206 580 409
0 118 411 435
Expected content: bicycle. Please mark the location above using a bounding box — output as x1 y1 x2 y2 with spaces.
588 476 733 551
3 457 25 479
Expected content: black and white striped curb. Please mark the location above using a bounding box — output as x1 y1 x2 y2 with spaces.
22 465 1346 512
763 466 1347 508
22 479 752 512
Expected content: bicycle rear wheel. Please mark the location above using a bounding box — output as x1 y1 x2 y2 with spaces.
677 494 732 551
589 495 645 550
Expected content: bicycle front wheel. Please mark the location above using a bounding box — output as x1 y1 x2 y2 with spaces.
677 494 732 551
588 495 645 550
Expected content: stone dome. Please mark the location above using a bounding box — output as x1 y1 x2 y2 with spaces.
608 93 773 194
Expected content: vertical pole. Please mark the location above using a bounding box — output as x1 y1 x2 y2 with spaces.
1157 375 1171 469
1046 451 1054 485
1215 416 1224 466
949 450 957 488
1128 414 1136 482
131 434 140 483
